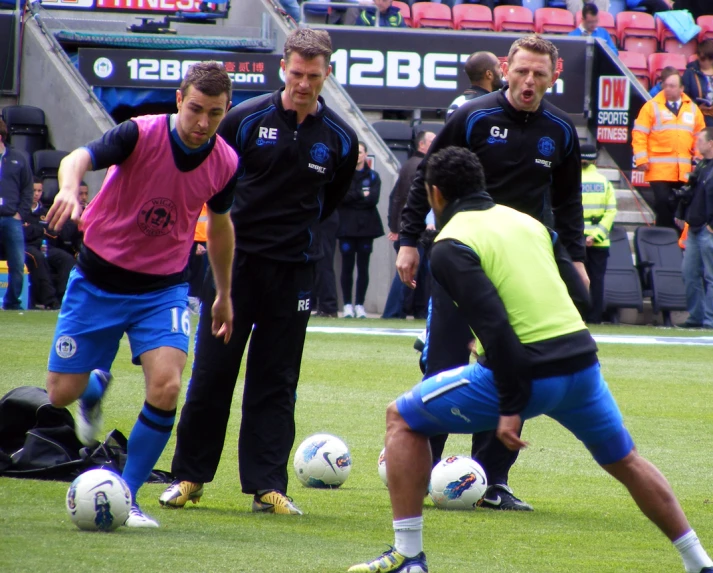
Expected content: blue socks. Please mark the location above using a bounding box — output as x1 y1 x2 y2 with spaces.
80 370 108 407
122 401 176 502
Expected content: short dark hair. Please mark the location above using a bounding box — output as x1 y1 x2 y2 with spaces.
179 61 232 101
702 127 713 142
358 140 367 152
464 51 499 84
80 180 88 187
582 2 598 18
660 66 681 85
698 39 713 59
33 176 42 184
508 35 558 73
0 118 7 142
425 146 485 202
414 130 432 148
284 28 333 66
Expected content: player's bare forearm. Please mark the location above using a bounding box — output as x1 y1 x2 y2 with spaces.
49 149 93 230
206 211 234 299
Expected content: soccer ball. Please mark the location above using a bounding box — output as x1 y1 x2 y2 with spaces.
293 433 352 488
429 456 487 510
66 469 132 531
377 447 388 486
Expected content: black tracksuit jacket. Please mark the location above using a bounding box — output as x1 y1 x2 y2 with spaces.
400 88 585 262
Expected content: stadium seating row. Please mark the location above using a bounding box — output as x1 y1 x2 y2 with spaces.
619 51 693 89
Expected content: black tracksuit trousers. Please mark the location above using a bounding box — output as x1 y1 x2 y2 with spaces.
171 251 314 494
426 279 523 486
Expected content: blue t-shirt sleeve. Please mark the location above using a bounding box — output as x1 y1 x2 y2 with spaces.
207 170 237 214
84 120 140 170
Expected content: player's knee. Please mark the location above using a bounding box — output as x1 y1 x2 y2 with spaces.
386 401 406 431
146 374 182 409
46 372 79 407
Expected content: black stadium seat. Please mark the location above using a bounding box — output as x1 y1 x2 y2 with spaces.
1 105 48 170
634 226 687 325
372 120 413 166
34 150 69 206
603 226 643 320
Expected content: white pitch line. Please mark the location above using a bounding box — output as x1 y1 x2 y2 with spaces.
306 326 713 346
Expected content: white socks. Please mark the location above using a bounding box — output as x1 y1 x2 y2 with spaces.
393 516 423 558
674 530 713 573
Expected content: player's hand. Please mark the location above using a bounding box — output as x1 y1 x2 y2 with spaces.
396 245 419 289
46 188 83 231
637 162 649 172
585 236 594 247
496 414 528 451
573 261 590 290
387 232 398 242
211 294 233 344
196 244 207 255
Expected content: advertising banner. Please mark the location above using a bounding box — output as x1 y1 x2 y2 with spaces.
321 27 589 113
78 48 284 91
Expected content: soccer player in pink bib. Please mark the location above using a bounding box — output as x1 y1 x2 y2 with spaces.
44 62 238 528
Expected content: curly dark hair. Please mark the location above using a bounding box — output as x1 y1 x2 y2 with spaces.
425 146 486 201
179 61 232 101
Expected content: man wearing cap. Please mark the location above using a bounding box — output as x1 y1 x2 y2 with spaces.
581 143 617 324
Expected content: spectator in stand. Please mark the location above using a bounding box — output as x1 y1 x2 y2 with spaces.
0 118 33 311
382 131 435 319
580 144 617 324
566 0 608 15
625 0 672 15
278 0 301 22
568 3 618 55
683 40 713 128
677 127 713 329
338 141 384 319
356 0 406 27
22 178 75 309
650 66 679 97
633 70 705 230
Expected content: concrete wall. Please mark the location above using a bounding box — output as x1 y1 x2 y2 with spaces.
19 19 113 194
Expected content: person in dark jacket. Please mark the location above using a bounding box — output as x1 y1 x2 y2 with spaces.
356 0 406 27
338 141 384 319
0 118 34 310
446 51 503 122
382 131 435 319
683 41 713 128
162 29 359 515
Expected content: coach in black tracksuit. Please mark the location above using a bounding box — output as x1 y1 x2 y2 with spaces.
169 30 358 511
398 36 586 511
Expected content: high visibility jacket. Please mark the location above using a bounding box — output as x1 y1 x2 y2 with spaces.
632 91 705 183
582 164 617 248
679 222 688 249
194 204 208 243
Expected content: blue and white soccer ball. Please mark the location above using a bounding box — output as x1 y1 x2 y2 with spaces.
429 455 487 510
293 433 352 488
66 469 132 531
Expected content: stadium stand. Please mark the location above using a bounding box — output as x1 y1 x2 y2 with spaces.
494 5 535 32
452 4 494 31
392 1 411 27
534 7 575 35
616 11 657 53
371 121 413 165
1 105 48 171
648 52 687 86
411 2 453 29
33 150 69 206
576 10 617 43
634 226 688 326
698 15 713 41
603 225 644 321
618 50 650 88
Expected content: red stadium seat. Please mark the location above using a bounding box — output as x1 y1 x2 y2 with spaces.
648 52 687 86
535 8 574 34
411 2 453 29
618 50 650 89
494 5 535 32
453 4 493 31
575 10 616 41
689 53 699 64
698 15 713 42
624 38 658 59
392 0 411 27
664 39 698 60
616 11 657 51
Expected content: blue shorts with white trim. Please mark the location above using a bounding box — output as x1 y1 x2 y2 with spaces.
396 361 634 465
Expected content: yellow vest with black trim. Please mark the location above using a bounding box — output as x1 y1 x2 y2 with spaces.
435 205 586 357
632 91 705 183
582 164 617 248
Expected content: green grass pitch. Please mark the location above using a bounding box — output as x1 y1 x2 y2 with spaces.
1 312 712 572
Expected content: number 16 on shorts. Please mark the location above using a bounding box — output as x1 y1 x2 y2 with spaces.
171 307 191 336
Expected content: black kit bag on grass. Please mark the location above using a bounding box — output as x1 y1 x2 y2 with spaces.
0 386 172 483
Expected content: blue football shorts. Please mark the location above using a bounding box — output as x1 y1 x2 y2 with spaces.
396 361 634 465
48 268 190 373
